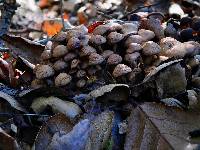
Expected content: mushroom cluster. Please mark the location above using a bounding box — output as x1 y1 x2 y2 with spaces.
31 17 200 90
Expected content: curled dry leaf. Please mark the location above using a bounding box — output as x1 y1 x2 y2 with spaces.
34 113 74 150
86 84 130 103
0 91 26 112
31 96 82 119
124 102 200 150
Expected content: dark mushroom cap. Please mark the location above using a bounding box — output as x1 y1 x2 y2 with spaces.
142 41 161 56
125 35 143 47
107 32 124 44
35 65 55 79
52 45 68 58
89 53 105 65
55 73 72 87
102 50 114 59
80 45 96 56
107 54 122 65
112 64 132 77
93 24 110 35
67 37 81 50
126 43 142 53
125 52 140 64
64 53 77 62
138 29 155 42
41 50 52 60
53 60 68 71
90 35 106 45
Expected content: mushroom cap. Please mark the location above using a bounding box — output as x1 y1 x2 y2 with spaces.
121 22 139 35
35 65 55 79
31 79 45 89
107 32 124 44
160 37 180 53
52 45 68 58
125 35 143 47
55 73 72 87
126 43 142 53
53 60 68 71
80 45 96 56
67 37 81 50
71 59 80 69
142 41 161 56
80 35 90 46
64 52 77 62
76 25 88 34
90 35 106 45
89 53 105 65
138 29 155 42
53 31 67 42
93 24 110 35
147 18 164 39
112 64 132 77
101 50 114 59
125 52 140 63
41 50 52 60
109 23 122 31
76 70 86 78
76 79 86 88
107 54 122 65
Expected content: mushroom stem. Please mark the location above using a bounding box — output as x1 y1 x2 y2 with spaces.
113 44 117 53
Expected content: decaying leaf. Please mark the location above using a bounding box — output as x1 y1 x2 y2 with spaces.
86 84 130 104
0 127 19 150
31 96 82 119
124 102 200 150
85 111 114 150
0 91 26 113
1 34 45 64
34 113 74 150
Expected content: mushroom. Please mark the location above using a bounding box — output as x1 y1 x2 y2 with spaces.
93 24 110 35
125 35 143 47
79 35 90 46
41 50 52 60
109 23 122 32
121 22 139 35
64 52 77 62
67 37 81 50
89 52 105 65
142 41 161 56
147 18 164 39
52 45 68 58
90 35 106 52
53 31 67 42
55 73 72 87
126 43 142 53
125 52 141 66
107 32 124 51
35 65 55 79
76 79 86 88
107 54 122 65
160 37 180 54
76 70 86 78
112 64 132 78
138 29 155 42
101 50 114 59
80 45 96 57
53 60 68 71
71 59 80 69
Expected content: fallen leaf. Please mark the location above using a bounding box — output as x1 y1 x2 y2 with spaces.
124 102 200 150
1 34 45 64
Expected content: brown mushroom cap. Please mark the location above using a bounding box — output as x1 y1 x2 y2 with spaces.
101 50 114 59
53 60 68 71
55 73 72 87
76 79 86 88
71 59 80 69
142 41 161 56
107 32 124 44
107 54 122 65
160 37 180 53
121 22 139 35
35 65 55 79
64 52 77 62
93 24 110 35
90 35 106 45
89 53 105 65
31 79 45 89
80 45 96 56
125 35 143 47
138 29 155 42
125 52 140 64
112 64 132 77
67 37 81 50
76 70 86 78
41 50 52 60
126 43 142 53
53 31 67 42
52 45 68 58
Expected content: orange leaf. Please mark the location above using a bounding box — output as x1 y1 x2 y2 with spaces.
77 12 88 25
42 20 63 36
38 0 50 8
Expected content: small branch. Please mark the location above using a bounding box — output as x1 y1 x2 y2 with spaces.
0 112 50 117
60 0 65 30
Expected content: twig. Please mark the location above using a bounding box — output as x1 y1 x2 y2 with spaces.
59 0 65 30
0 112 50 117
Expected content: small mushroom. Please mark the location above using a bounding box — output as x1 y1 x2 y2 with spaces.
53 60 68 71
80 46 96 57
160 37 180 53
113 64 132 78
79 35 90 46
109 23 122 31
35 65 55 79
102 50 114 59
142 41 161 56
76 79 86 88
147 18 164 39
138 29 155 42
89 53 105 65
76 70 86 78
93 24 110 35
90 35 106 52
126 43 142 53
53 31 67 42
121 22 139 35
52 45 68 58
107 54 122 65
71 59 80 69
55 73 72 87
125 52 140 66
125 35 143 47
41 50 52 60
67 37 81 50
107 32 124 44
64 53 77 62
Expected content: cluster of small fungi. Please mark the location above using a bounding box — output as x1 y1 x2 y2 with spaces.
31 14 200 90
